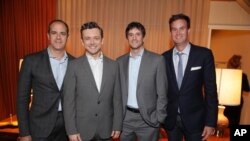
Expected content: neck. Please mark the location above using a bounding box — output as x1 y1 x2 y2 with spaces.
130 47 143 57
49 47 65 60
88 51 102 60
175 42 188 52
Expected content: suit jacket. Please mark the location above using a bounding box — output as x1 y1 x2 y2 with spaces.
117 49 168 127
162 43 218 133
63 55 123 140
17 48 75 137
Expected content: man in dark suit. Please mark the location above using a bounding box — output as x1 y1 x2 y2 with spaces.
63 22 122 141
117 22 168 141
17 19 75 141
162 13 218 141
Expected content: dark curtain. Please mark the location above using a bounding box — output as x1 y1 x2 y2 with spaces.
0 0 56 120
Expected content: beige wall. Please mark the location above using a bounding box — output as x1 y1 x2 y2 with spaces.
209 1 250 25
211 30 250 72
209 1 250 124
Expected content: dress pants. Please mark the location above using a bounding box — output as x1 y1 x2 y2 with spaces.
120 109 159 141
31 112 68 141
166 115 203 141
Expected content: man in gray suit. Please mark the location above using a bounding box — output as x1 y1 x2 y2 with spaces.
63 22 123 141
17 19 75 141
117 22 168 141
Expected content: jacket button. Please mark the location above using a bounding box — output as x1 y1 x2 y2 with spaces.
95 114 98 116
97 101 100 104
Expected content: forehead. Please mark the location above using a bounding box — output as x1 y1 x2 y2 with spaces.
50 22 67 31
128 28 142 34
82 28 101 37
171 19 187 27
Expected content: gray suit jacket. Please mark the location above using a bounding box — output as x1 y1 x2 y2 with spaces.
17 49 75 137
63 55 123 140
117 49 168 127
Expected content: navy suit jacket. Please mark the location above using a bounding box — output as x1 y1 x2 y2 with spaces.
162 43 218 133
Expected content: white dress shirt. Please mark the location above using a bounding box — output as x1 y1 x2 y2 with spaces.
86 52 103 93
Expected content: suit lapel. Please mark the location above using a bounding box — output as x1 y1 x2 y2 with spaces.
100 57 107 94
43 50 60 92
81 56 99 93
181 45 195 90
137 50 148 89
167 49 180 90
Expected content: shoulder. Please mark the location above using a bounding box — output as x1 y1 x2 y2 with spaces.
162 48 173 60
66 52 76 60
104 56 116 64
190 43 212 54
22 49 47 63
116 53 129 62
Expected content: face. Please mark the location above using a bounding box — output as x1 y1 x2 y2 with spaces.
47 22 68 51
170 19 190 48
81 28 103 57
127 28 144 50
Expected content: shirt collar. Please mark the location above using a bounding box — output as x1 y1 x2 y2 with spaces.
86 52 103 61
47 47 68 61
129 48 144 58
173 43 191 55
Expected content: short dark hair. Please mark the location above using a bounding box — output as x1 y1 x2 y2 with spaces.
169 13 190 31
80 21 103 39
48 19 69 35
125 21 146 39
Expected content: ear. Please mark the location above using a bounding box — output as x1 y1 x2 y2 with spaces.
81 39 84 46
101 38 104 45
47 33 50 40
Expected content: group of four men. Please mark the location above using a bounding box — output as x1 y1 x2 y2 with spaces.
17 13 218 141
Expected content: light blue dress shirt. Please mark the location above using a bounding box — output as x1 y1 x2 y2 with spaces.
172 43 191 79
127 49 144 109
48 48 68 111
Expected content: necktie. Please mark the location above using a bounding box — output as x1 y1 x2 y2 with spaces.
177 52 183 89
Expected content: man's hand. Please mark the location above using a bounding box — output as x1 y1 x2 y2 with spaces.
202 126 215 140
111 130 121 139
69 134 82 141
17 135 31 141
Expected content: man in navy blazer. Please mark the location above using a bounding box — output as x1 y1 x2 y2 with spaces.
162 14 218 141
17 20 75 141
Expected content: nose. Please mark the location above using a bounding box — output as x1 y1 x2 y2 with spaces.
56 33 61 39
90 39 95 44
132 35 136 40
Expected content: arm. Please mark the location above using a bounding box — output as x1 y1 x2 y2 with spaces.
112 63 123 132
156 56 168 123
16 57 32 136
63 62 78 135
203 50 218 128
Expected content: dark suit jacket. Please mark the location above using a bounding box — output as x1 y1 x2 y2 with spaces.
17 48 75 137
63 55 123 140
117 49 168 127
162 43 218 133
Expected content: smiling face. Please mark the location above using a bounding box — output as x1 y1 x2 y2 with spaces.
81 28 103 58
47 22 68 51
170 19 190 49
127 28 144 50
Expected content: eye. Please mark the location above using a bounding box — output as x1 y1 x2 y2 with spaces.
60 32 67 36
50 31 57 35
